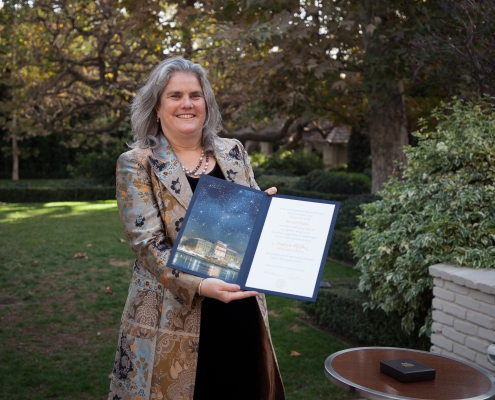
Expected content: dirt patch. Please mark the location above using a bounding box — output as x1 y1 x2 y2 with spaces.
268 310 280 317
108 258 131 267
1 290 116 357
0 297 21 305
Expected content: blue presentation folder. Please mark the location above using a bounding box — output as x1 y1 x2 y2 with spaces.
168 174 340 302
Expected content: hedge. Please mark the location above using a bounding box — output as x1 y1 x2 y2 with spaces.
0 185 350 204
301 279 430 350
293 169 371 194
255 174 299 191
328 230 356 264
277 187 350 202
0 187 116 202
326 194 382 264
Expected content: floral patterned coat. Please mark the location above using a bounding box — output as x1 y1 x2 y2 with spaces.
109 134 285 400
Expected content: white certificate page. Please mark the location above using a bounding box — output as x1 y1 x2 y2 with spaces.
245 197 335 298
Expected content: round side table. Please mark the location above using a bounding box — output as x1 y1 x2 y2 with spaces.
325 347 495 400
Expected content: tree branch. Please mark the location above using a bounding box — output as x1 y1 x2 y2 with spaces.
220 117 295 141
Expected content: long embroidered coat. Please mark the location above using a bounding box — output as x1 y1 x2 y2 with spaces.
109 135 285 400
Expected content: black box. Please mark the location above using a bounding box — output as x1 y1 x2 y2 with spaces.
380 358 436 383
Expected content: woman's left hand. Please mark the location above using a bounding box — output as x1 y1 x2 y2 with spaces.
264 187 277 196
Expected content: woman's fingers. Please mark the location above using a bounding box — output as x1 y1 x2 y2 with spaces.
200 278 259 303
264 186 277 196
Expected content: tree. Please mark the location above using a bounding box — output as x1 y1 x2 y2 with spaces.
1 1 30 180
203 0 494 192
0 0 169 178
351 98 495 334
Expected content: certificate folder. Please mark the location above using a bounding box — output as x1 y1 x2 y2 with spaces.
168 175 340 302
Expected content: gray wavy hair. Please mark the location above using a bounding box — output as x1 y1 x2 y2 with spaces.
129 58 222 152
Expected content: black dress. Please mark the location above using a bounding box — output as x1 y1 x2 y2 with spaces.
186 164 262 400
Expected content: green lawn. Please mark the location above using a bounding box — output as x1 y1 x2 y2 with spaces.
0 201 360 399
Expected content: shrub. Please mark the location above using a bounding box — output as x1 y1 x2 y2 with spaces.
67 151 119 186
351 98 495 335
347 127 371 174
301 279 429 350
329 194 382 264
328 230 356 264
249 150 324 176
276 188 350 202
255 174 299 191
335 194 382 231
293 170 371 194
249 152 267 169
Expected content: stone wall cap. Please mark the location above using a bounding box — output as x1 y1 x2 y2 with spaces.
429 263 495 294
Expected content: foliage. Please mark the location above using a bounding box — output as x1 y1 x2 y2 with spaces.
351 98 495 335
347 127 371 174
335 194 382 232
0 0 163 135
67 146 125 186
328 230 357 265
255 174 299 191
329 194 382 264
250 150 324 176
301 279 430 350
277 188 350 202
0 131 81 179
293 170 371 194
211 0 495 191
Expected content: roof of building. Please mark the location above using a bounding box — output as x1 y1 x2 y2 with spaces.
302 124 350 144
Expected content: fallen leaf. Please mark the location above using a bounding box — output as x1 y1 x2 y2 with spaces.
118 237 125 243
86 243 92 247
109 259 130 267
290 350 301 356
105 286 113 294
71 252 88 260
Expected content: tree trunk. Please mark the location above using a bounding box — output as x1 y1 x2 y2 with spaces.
368 80 408 193
12 135 19 181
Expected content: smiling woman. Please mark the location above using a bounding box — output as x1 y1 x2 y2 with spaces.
108 58 284 400
156 73 206 143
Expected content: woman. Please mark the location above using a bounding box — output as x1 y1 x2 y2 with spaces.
109 58 285 400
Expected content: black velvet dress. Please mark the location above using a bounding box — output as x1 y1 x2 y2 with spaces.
186 163 262 400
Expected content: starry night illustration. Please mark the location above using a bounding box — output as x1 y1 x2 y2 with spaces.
171 177 265 283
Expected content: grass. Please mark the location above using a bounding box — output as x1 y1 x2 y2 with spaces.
0 201 360 399
267 261 360 400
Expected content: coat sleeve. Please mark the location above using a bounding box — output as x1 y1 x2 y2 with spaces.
115 151 202 310
233 139 260 190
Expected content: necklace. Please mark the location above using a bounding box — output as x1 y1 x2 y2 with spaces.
182 150 209 176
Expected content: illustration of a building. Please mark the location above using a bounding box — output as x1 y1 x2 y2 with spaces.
225 249 242 269
179 237 242 269
181 237 213 257
213 241 227 260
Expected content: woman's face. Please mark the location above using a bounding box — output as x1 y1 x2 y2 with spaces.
156 72 206 145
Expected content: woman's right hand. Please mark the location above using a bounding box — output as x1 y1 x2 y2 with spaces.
199 278 259 303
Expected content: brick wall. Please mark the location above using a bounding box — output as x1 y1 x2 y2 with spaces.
430 263 495 375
